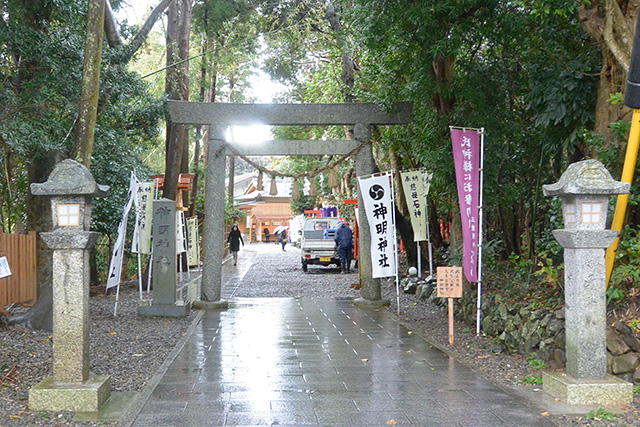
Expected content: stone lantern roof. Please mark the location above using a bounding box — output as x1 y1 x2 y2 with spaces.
542 159 629 197
30 159 110 197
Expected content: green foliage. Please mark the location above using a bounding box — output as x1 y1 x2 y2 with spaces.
518 375 543 385
606 285 626 306
608 226 640 306
291 195 318 215
608 92 624 105
225 199 245 226
533 253 562 289
527 355 547 370
634 385 640 394
585 408 617 421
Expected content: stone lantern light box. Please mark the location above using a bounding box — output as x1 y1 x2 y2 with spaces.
543 159 629 231
31 159 110 230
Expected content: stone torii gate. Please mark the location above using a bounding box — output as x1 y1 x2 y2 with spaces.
167 101 412 309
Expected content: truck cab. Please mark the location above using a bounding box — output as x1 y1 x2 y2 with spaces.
300 217 341 272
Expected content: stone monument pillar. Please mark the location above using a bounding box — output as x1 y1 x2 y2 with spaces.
353 123 390 309
542 159 633 405
138 198 190 317
28 159 111 412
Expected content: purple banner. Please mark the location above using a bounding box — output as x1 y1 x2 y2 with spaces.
451 128 480 282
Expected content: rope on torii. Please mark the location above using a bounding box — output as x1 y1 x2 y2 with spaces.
212 138 370 194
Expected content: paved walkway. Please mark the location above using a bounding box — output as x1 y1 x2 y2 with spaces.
123 246 557 426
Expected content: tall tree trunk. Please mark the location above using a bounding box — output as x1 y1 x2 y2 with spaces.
71 0 106 168
163 0 193 201
9 157 56 331
579 1 636 140
189 129 202 217
325 0 356 142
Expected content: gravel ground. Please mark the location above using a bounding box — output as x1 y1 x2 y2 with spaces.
1 282 196 426
1 242 639 426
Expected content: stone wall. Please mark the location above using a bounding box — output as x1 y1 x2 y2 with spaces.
412 281 640 383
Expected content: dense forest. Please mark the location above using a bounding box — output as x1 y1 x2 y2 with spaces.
1 0 640 327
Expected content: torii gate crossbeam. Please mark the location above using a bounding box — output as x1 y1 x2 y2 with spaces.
167 101 412 309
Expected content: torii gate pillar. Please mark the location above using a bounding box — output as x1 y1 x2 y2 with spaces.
196 125 229 309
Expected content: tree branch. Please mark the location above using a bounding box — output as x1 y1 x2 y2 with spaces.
604 0 630 73
124 0 175 63
103 0 123 48
609 0 633 55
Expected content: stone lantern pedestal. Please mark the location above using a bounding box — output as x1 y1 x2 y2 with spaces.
28 160 111 412
542 159 633 405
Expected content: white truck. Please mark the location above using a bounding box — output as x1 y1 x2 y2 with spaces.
299 217 341 272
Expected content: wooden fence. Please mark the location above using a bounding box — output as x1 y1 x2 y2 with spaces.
0 231 37 312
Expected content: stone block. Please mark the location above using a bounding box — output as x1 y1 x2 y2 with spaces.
29 375 111 412
616 322 640 352
138 302 190 318
607 328 631 356
353 297 390 309
543 371 633 406
192 300 229 310
612 352 639 375
73 391 137 423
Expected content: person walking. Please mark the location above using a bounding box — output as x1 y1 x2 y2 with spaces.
227 223 244 266
280 228 287 251
334 220 354 273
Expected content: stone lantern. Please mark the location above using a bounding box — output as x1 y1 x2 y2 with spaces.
29 159 111 412
542 159 632 405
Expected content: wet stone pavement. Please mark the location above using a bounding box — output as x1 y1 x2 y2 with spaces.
124 244 556 426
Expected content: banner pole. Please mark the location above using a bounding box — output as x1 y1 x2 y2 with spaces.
424 172 434 279
417 243 422 278
476 128 486 336
137 250 143 300
146 250 153 293
389 171 401 316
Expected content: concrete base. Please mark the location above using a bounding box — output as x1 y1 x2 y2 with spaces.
192 299 229 310
73 391 137 423
29 375 111 412
138 302 191 318
353 297 391 309
543 371 633 405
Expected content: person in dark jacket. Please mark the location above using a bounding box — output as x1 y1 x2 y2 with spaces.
227 223 244 266
334 221 353 273
280 228 287 251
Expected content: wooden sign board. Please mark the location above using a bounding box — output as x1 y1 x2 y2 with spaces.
437 266 463 298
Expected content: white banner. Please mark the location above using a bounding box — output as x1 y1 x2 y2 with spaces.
186 217 199 266
423 171 432 198
176 210 187 254
131 181 154 254
358 172 397 278
400 170 428 242
106 174 137 289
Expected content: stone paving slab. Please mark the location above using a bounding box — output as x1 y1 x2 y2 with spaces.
124 296 557 426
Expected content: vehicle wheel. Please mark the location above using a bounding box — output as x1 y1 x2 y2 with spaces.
302 261 308 272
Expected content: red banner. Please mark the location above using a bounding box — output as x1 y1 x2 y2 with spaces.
451 128 481 282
